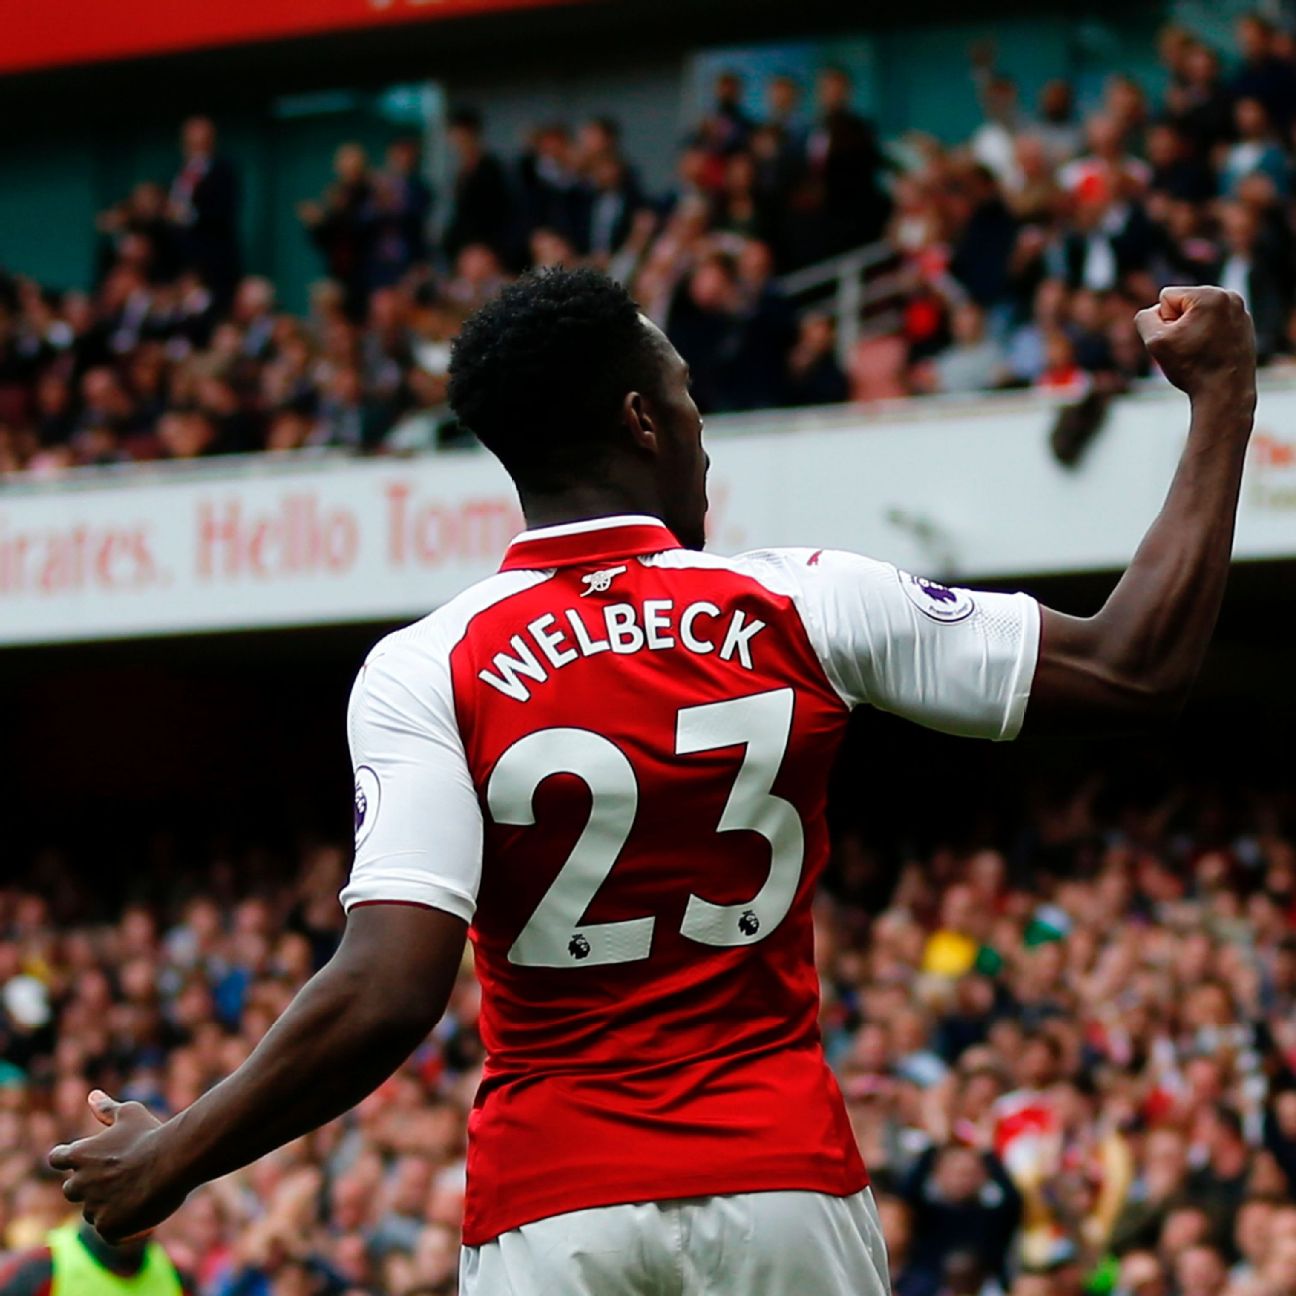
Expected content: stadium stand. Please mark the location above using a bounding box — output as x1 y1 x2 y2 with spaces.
2 16 1296 476
4 760 1296 1296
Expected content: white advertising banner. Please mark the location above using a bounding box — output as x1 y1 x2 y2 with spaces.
2 383 1295 646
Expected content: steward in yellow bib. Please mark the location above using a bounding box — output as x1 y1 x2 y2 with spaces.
0 1222 187 1296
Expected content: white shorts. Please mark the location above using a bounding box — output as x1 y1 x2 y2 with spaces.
460 1188 891 1296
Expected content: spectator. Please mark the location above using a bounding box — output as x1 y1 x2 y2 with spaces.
1186 1104 1253 1253
1145 121 1216 203
155 407 218 461
875 1195 929 1296
712 151 774 244
1035 80 1083 168
1060 114 1152 198
299 144 376 320
1004 135 1063 224
913 303 1006 396
1149 197 1219 284
311 364 388 450
381 137 432 270
729 239 798 408
971 75 1027 191
948 166 1018 312
167 116 241 306
1229 1197 1279 1288
842 330 907 402
1105 74 1150 152
698 69 755 156
367 137 434 289
517 124 582 246
95 181 181 285
786 312 848 406
1220 97 1291 196
442 109 515 264
1116 1250 1170 1296
902 1143 1023 1290
666 253 745 412
1231 13 1296 136
1173 1244 1229 1296
443 244 506 314
230 277 277 361
1166 42 1235 158
766 73 809 156
1216 201 1291 361
1159 23 1197 90
1034 329 1088 398
576 152 643 262
31 370 76 450
1051 176 1155 294
798 66 892 261
574 115 623 169
1263 1087 1296 1191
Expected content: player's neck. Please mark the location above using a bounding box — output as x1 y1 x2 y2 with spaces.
519 484 664 533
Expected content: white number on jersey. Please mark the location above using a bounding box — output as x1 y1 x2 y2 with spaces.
489 728 651 968
487 688 803 966
677 688 802 946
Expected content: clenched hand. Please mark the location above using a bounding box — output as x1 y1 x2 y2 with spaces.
1135 285 1256 420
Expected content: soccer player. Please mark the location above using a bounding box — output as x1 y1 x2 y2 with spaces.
51 272 1255 1295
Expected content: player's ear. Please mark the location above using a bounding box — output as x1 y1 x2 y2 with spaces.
623 391 658 455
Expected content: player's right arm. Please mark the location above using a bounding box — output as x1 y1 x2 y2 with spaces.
50 640 479 1244
1024 286 1256 733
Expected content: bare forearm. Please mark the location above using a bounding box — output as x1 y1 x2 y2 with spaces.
155 962 428 1191
1091 392 1251 701
148 905 465 1198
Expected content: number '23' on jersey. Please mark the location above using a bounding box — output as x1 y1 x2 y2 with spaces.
343 515 1040 1245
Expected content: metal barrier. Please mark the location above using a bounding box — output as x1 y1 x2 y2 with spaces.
775 240 907 367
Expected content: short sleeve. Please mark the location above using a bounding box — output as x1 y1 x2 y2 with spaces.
340 640 484 922
750 549 1040 741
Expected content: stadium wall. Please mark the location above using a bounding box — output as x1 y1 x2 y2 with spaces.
5 380 1296 646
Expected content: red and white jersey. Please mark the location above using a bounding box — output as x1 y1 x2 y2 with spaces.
343 515 1040 1245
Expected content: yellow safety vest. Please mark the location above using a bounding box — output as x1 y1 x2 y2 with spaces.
47 1224 183 1296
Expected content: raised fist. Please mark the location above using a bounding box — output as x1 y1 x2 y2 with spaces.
1134 286 1256 410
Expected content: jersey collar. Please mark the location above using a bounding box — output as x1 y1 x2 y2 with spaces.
499 514 682 571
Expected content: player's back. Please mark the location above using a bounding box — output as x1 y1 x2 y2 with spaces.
453 523 863 1241
344 514 1039 1246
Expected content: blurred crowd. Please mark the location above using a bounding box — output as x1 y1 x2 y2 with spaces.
3 767 1296 1296
4 13 1296 476
877 16 1296 406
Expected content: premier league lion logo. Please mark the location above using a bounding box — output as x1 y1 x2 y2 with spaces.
898 571 976 623
353 766 380 848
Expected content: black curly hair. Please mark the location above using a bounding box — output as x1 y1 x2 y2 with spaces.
447 267 668 491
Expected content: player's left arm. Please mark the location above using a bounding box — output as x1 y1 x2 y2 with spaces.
772 550 1041 741
50 902 465 1243
51 641 480 1244
771 294 1254 740
1022 290 1255 734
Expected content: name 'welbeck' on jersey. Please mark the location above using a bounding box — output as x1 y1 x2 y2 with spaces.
478 592 768 702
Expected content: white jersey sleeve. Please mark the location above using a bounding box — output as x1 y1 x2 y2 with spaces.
745 548 1040 740
340 635 483 922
